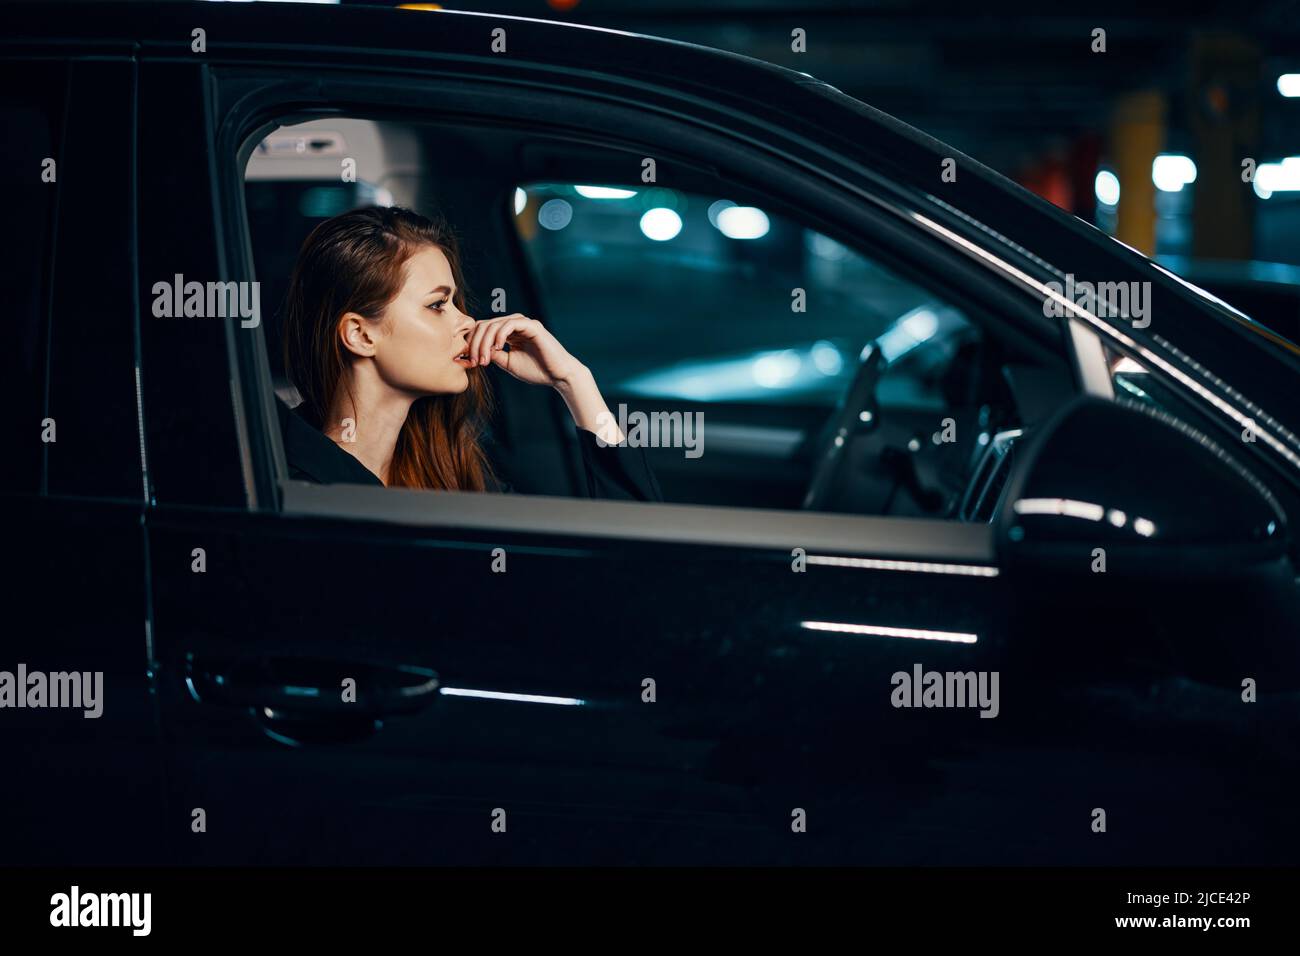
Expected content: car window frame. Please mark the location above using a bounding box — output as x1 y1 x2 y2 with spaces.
212 64 1088 564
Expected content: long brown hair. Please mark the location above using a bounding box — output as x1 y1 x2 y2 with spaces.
282 205 494 490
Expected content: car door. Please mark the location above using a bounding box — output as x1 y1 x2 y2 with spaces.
0 53 167 865
133 55 1033 866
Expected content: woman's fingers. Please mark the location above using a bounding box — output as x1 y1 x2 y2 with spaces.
472 314 536 366
465 318 494 365
491 317 536 357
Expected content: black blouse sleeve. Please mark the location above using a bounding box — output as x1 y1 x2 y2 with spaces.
480 426 662 502
573 427 664 502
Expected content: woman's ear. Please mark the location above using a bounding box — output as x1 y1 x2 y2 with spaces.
337 311 378 358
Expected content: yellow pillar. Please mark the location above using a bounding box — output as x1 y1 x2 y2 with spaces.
1109 91 1165 256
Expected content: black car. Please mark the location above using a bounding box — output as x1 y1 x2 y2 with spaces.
1155 255 1300 349
3 1 1299 866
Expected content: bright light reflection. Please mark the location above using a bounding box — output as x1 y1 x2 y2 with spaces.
805 555 999 577
1013 498 1106 521
801 620 978 644
440 687 586 706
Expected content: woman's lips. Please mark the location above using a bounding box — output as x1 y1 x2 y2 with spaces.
453 353 473 368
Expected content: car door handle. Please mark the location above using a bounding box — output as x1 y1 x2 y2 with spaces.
183 653 439 746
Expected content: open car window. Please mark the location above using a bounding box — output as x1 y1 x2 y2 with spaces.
241 114 1079 524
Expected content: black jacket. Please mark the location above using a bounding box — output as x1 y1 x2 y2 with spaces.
278 400 662 502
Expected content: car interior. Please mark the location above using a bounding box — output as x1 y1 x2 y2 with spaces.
243 115 1079 522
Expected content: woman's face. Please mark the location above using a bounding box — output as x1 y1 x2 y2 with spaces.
347 244 477 396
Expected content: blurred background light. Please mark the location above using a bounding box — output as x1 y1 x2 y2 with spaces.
639 207 682 241
1094 169 1121 206
538 198 573 231
715 205 770 239
752 349 802 388
706 199 736 227
1253 157 1300 199
1152 154 1198 192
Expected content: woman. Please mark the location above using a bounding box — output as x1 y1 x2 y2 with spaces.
279 205 660 501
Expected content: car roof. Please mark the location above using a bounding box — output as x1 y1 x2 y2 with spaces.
3 2 813 94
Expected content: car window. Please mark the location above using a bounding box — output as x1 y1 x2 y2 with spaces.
239 112 1072 522
511 180 1055 520
512 182 943 408
245 118 413 402
0 60 65 496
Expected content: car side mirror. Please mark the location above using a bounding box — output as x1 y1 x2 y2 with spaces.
996 398 1287 577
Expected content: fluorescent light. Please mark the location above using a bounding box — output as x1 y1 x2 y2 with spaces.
1152 154 1197 192
574 185 637 199
514 187 526 215
801 620 978 644
1095 169 1121 206
1278 74 1300 97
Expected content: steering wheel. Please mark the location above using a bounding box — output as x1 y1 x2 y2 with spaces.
801 343 885 511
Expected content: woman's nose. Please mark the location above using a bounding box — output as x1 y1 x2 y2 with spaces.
454 314 474 336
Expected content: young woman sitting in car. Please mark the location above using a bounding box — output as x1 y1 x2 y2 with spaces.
279 205 660 502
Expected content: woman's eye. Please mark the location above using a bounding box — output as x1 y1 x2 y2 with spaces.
428 300 448 312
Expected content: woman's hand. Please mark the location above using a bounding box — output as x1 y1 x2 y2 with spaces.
466 313 625 444
465 314 583 388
